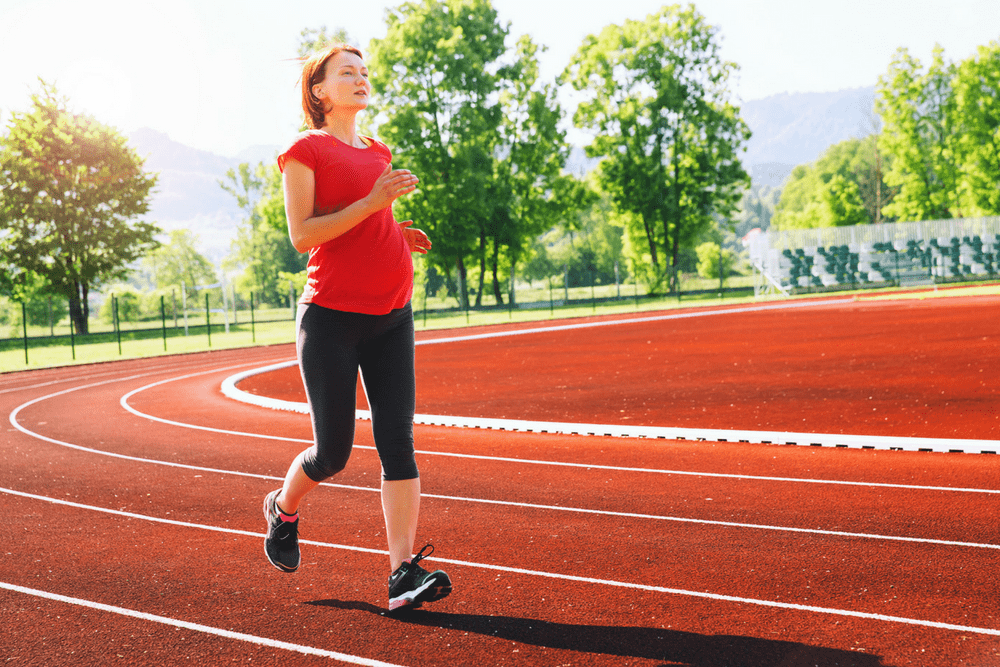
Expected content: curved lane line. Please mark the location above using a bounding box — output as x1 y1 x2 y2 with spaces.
9 369 998 547
0 580 406 666
129 370 1000 495
3 487 999 639
10 367 1000 549
221 310 1000 454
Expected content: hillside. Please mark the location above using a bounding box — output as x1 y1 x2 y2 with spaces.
742 85 876 188
128 129 281 261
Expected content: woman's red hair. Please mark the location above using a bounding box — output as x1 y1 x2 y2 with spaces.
300 44 364 129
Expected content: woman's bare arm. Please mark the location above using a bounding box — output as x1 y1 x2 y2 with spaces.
283 159 419 253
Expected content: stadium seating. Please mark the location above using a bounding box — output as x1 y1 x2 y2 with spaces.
776 234 997 292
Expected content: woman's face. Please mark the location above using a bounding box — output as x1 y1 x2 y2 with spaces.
313 50 371 114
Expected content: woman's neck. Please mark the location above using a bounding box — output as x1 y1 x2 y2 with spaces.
321 114 363 147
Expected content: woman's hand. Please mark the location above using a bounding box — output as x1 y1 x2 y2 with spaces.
398 220 431 254
365 164 419 212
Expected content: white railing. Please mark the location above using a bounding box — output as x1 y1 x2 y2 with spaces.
746 216 1000 294
766 216 1000 254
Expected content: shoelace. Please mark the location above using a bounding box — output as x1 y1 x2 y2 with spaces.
390 544 435 584
410 543 434 567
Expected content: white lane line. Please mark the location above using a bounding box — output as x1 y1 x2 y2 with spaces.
421 491 1000 551
0 353 281 396
0 581 405 666
6 393 1000 553
123 378 1000 495
4 487 999 639
11 368 999 548
221 361 1000 454
12 392 1000 550
411 298 856 347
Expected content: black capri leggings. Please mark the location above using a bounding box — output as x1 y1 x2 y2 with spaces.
296 302 418 482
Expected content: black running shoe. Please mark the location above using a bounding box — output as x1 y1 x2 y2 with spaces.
263 489 300 572
387 544 452 612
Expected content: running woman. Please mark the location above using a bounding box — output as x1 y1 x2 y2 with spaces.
263 43 452 612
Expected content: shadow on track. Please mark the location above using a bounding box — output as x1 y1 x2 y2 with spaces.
306 599 886 667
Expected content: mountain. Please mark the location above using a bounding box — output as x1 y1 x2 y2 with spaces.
127 128 280 262
741 86 877 188
127 86 877 260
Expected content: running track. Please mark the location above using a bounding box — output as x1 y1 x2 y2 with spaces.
2 296 998 666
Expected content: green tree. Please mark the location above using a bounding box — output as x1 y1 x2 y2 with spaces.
480 34 575 305
561 4 750 294
0 82 159 334
368 0 510 309
734 184 780 238
772 138 894 229
952 41 1000 216
876 46 960 221
222 162 306 306
543 182 627 288
695 241 735 281
99 286 142 325
144 229 216 299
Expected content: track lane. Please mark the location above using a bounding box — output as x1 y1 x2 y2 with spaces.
13 364 1000 550
5 373 999 640
3 483 999 667
4 298 1000 666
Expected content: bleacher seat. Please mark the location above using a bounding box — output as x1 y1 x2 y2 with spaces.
774 225 999 291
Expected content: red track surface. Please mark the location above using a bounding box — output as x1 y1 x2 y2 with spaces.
2 296 999 666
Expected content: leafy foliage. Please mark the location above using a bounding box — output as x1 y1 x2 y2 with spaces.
772 138 893 229
368 0 578 308
875 42 1000 221
560 4 750 293
221 161 306 306
876 46 960 221
951 41 1000 216
695 242 736 281
143 229 217 299
0 81 159 333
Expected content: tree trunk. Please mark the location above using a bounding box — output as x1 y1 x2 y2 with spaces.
491 241 504 306
642 215 659 268
456 257 469 310
475 229 486 307
69 279 89 334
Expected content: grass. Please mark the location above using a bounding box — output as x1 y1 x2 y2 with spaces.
3 278 998 373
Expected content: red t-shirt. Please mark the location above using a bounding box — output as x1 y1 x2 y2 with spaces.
277 130 413 315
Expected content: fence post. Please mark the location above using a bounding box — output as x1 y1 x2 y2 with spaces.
719 247 724 298
548 276 554 316
160 295 167 351
114 295 122 355
205 293 212 348
182 281 189 336
591 270 596 312
22 302 29 365
250 292 256 344
70 307 76 361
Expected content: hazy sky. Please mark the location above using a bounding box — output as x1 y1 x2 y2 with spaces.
1 0 996 157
